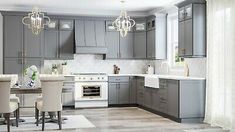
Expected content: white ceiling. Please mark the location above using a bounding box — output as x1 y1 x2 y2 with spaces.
0 0 182 16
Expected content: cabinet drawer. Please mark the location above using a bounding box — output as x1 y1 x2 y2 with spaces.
109 76 129 82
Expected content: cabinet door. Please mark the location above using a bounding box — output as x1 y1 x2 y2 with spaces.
137 78 144 106
178 21 185 57
4 16 23 58
59 30 74 59
152 88 160 111
184 19 193 56
95 20 106 47
167 80 179 118
118 83 130 104
143 87 152 108
134 32 147 59
119 33 134 58
62 92 74 106
75 20 85 46
4 58 23 75
108 83 118 105
147 30 155 59
178 7 185 22
106 32 119 59
44 30 59 59
185 4 193 20
84 20 96 46
45 19 58 30
24 27 44 58
130 77 137 104
105 21 116 32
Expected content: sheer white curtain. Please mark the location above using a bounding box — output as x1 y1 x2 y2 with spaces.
205 0 235 130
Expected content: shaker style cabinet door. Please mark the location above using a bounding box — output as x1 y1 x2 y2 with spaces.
23 27 44 58
75 20 85 47
95 20 106 47
178 21 185 57
119 33 134 59
143 87 152 108
184 19 193 56
4 16 23 58
108 83 118 105
147 30 155 59
118 83 130 104
134 32 147 59
106 32 119 59
44 30 59 59
59 30 74 59
4 58 23 75
167 80 179 118
84 20 96 46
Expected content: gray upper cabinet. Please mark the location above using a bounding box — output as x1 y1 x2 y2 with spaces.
119 33 134 58
4 58 23 75
44 30 59 59
105 32 119 59
24 58 44 72
45 19 58 30
146 15 167 60
59 20 74 30
134 32 146 59
105 21 116 32
176 1 206 58
24 27 44 58
84 20 96 46
4 16 23 58
59 30 74 59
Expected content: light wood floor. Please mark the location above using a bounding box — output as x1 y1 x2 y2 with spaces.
20 107 226 132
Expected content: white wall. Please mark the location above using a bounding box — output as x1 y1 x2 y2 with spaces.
44 54 154 74
0 13 3 74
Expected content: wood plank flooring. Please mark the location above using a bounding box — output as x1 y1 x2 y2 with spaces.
19 107 226 132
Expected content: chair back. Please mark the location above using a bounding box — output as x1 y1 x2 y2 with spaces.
40 76 64 112
0 77 12 113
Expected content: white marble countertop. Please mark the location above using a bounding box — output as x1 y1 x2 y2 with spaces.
108 74 206 80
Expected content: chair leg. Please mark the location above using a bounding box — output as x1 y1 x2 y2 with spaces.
42 112 45 131
58 111 62 130
35 102 37 119
5 113 10 132
16 109 19 127
18 103 20 120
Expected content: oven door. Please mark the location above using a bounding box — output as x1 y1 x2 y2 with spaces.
74 82 108 101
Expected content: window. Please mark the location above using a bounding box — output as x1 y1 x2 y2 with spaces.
168 14 184 68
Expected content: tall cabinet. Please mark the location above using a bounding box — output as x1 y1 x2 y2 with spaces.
176 0 206 57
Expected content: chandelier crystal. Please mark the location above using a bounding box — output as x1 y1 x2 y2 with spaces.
22 7 50 35
113 1 135 37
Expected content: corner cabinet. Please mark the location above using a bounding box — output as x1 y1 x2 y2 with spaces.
176 1 206 58
146 15 167 60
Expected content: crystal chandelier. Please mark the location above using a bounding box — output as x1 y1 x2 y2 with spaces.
22 7 50 35
113 1 135 37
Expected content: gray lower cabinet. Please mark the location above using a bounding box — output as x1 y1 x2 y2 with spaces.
130 77 137 104
105 32 119 59
134 32 147 59
143 87 152 108
151 88 160 111
167 80 179 118
108 77 130 105
136 77 144 106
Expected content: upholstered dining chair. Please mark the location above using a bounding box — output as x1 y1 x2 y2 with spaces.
35 75 64 131
0 77 20 132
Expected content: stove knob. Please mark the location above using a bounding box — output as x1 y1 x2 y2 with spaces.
98 77 100 79
83 77 85 80
90 78 93 80
79 77 81 79
102 77 104 80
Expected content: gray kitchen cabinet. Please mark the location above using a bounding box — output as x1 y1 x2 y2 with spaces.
108 83 118 105
44 19 59 30
4 58 23 75
176 1 206 58
108 76 130 105
62 93 74 106
119 33 134 58
44 30 59 59
151 88 160 111
4 16 23 58
24 58 44 71
167 80 179 118
59 20 74 30
136 77 144 106
130 77 137 104
84 20 96 46
23 27 44 58
147 30 155 59
59 30 74 59
143 87 152 108
105 32 119 59
118 83 130 104
134 32 146 59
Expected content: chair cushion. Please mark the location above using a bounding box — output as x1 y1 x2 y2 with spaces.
9 102 18 113
10 95 20 103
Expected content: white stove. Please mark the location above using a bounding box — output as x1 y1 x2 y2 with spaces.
73 73 108 108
